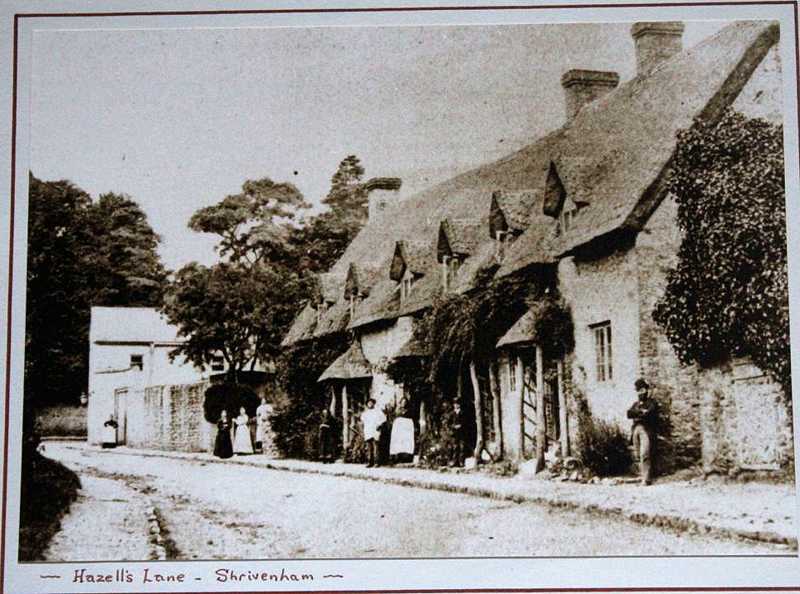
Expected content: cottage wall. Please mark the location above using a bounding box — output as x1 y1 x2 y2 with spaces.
633 194 703 470
361 317 414 410
558 250 641 430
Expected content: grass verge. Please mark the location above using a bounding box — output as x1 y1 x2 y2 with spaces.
18 452 81 561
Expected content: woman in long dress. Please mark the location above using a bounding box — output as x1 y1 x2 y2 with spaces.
255 397 273 453
214 409 233 459
233 406 254 455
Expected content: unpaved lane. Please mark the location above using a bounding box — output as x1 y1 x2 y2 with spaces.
44 442 789 560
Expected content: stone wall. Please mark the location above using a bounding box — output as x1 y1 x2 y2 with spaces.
127 381 215 453
698 358 793 474
634 194 703 472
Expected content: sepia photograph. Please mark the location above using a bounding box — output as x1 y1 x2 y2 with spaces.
4 1 799 590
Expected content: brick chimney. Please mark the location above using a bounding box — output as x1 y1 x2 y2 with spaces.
561 69 620 123
364 177 402 221
631 22 685 76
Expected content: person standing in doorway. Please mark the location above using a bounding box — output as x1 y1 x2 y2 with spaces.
627 378 658 485
233 406 254 455
255 397 272 453
360 398 386 468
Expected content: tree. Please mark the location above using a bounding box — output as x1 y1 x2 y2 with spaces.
290 155 392 272
188 177 309 265
25 175 168 408
165 177 312 379
653 109 789 393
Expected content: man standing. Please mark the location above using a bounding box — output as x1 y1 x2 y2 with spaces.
318 408 335 463
627 378 658 485
360 398 386 468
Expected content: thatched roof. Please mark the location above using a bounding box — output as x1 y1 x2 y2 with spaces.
313 297 351 338
313 272 345 305
390 239 434 281
318 341 372 381
281 303 318 347
437 218 484 261
496 308 539 348
490 190 538 236
284 21 779 346
345 262 380 298
349 276 400 330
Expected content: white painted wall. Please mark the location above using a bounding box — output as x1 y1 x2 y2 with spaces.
559 251 641 429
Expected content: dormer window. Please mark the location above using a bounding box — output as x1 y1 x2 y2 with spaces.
556 196 579 236
349 294 360 319
401 269 414 301
441 255 461 292
316 301 330 325
494 230 509 260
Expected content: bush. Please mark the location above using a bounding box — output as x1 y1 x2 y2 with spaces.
19 452 81 560
35 405 87 437
202 383 259 423
574 396 632 477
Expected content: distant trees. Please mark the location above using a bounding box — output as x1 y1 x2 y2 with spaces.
25 174 168 409
653 109 789 393
164 155 384 380
291 155 371 273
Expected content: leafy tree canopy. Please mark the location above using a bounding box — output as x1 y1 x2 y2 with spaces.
653 109 789 393
189 177 309 265
25 174 168 407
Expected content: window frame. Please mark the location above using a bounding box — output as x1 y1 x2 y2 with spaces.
591 321 613 383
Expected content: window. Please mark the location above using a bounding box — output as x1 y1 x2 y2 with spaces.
442 256 461 292
211 355 225 372
592 322 613 382
130 354 143 371
495 230 508 260
508 357 517 391
401 271 414 301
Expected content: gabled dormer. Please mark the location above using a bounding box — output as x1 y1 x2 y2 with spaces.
344 263 375 318
437 218 481 291
490 189 537 259
314 272 340 324
390 240 428 302
543 161 584 236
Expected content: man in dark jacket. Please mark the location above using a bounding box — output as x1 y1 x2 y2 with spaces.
627 378 658 485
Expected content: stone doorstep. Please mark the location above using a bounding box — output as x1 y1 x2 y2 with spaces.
68 443 797 549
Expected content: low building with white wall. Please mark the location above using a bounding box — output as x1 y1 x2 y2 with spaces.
87 306 221 445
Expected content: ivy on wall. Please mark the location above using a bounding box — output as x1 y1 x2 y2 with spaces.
653 109 789 395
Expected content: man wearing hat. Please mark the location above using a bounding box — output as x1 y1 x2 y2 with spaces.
627 378 658 485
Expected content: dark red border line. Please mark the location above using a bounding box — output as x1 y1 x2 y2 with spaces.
4 3 800 594
2 13 18 594
9 0 798 18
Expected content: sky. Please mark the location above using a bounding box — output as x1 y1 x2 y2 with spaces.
30 20 728 271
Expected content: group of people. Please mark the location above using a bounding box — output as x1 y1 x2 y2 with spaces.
207 380 659 485
213 397 273 459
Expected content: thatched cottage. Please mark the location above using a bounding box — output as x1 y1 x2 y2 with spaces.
282 21 791 474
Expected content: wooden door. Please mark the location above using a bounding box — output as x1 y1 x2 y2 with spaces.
114 388 127 445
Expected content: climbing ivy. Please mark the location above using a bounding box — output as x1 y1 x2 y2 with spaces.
653 109 789 394
270 332 349 458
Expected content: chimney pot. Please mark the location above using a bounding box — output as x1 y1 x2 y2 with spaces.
560 69 620 123
631 21 685 76
365 177 402 221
